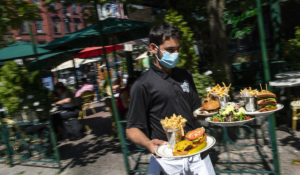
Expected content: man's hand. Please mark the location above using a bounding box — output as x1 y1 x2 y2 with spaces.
146 139 166 154
126 128 166 156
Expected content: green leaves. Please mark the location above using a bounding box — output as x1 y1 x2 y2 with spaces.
0 0 40 38
164 9 198 73
0 61 51 119
192 73 215 98
283 26 300 69
224 8 257 39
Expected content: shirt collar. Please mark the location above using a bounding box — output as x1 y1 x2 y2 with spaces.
150 64 172 79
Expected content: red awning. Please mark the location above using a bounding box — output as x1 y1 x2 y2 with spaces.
75 44 124 58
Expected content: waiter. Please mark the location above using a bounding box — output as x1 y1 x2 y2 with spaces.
126 23 215 175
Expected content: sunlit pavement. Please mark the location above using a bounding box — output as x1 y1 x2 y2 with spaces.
0 102 300 175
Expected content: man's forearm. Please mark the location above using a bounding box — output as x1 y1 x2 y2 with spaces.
126 128 166 154
126 128 150 148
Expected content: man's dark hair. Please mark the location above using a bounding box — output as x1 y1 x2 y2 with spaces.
149 23 182 46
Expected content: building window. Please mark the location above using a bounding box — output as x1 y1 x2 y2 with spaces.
21 21 29 34
74 18 81 31
35 20 44 34
64 17 71 33
52 18 61 34
50 2 56 8
72 3 77 14
62 4 67 14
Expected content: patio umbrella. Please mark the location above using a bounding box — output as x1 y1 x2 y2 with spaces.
51 58 102 72
75 44 124 58
42 18 150 50
29 48 83 70
0 41 50 61
135 51 148 60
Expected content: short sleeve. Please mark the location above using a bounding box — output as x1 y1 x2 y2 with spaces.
186 72 201 111
126 82 150 129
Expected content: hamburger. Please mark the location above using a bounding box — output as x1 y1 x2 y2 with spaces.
173 128 207 156
200 100 220 113
257 90 277 112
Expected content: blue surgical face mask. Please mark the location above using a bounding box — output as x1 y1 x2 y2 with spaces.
155 45 179 69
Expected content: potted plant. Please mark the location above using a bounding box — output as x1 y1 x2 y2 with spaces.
0 61 51 122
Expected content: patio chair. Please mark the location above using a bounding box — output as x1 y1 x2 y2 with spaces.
291 100 300 130
78 90 97 131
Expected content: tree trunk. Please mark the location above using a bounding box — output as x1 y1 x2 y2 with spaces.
207 0 231 82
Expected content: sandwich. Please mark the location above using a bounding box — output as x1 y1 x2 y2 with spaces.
200 99 220 113
185 127 207 145
173 128 207 156
257 90 277 112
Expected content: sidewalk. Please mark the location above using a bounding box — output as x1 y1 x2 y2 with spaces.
0 102 299 175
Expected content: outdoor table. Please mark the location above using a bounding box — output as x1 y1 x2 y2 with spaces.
200 107 283 175
269 78 300 87
275 70 300 79
270 78 300 130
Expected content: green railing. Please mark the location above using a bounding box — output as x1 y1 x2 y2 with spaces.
206 115 280 174
0 117 61 171
118 120 149 175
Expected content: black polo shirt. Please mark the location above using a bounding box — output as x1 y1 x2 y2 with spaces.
126 64 201 141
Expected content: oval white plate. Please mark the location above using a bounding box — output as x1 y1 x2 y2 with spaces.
244 104 284 116
155 135 216 159
196 111 218 117
205 117 255 127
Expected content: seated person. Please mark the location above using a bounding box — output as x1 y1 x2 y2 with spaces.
53 82 82 140
116 78 135 120
75 78 94 97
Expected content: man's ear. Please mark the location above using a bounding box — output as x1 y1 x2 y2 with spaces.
149 43 158 55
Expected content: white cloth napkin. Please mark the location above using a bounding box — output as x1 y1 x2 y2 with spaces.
148 154 215 175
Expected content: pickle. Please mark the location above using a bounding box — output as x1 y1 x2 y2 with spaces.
187 141 207 155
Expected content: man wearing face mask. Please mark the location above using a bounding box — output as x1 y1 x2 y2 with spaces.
126 23 215 175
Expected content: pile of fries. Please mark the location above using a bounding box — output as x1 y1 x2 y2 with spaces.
161 114 187 135
240 87 259 97
208 83 231 97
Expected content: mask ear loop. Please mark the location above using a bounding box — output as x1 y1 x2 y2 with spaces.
154 44 162 61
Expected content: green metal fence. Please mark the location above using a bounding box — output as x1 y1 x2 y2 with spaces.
207 116 280 174
0 117 61 171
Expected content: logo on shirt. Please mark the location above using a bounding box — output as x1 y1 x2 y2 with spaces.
181 81 190 93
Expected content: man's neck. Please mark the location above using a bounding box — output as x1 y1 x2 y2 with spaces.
153 60 172 73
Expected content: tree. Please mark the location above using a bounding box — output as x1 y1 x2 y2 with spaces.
283 26 300 69
0 0 39 40
0 36 15 49
192 73 215 98
207 0 231 82
164 9 198 73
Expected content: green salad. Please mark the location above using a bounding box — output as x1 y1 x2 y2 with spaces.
211 105 251 122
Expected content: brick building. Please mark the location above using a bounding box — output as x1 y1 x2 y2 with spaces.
8 1 88 44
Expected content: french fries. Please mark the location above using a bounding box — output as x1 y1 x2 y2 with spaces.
161 114 187 136
240 87 259 97
208 83 231 97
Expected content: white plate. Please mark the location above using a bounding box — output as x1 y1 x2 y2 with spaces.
195 111 218 117
205 117 255 127
155 135 216 159
244 104 284 116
